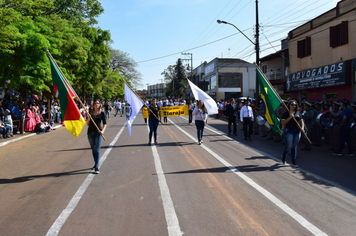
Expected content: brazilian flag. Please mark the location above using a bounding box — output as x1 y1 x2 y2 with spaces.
257 68 282 136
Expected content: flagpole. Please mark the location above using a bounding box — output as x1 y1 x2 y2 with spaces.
254 64 311 144
123 80 162 123
46 50 106 141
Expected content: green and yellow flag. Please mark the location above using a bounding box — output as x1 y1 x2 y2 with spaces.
49 56 86 137
257 68 282 136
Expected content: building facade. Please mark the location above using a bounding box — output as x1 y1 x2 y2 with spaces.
147 83 166 98
192 58 256 101
287 0 356 102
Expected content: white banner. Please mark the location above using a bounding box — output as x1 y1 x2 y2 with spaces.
124 83 144 136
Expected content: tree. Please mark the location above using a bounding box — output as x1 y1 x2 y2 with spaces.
162 59 187 98
109 47 142 91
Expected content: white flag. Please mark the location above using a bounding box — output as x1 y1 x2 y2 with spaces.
124 83 144 136
187 79 218 115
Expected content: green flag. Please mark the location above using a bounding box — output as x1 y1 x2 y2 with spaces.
257 68 282 136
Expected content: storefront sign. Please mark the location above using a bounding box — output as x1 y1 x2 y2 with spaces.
286 61 347 92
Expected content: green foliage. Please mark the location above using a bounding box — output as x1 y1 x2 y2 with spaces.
0 0 129 104
162 59 188 98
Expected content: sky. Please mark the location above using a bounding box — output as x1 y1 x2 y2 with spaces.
96 0 340 90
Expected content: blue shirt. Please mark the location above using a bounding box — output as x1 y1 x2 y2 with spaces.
10 103 20 118
340 108 352 128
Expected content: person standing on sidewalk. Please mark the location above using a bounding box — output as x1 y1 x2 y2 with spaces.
87 100 107 174
148 99 161 145
333 101 353 156
281 100 304 168
193 100 208 145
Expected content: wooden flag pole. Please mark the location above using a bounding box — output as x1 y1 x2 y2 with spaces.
254 63 311 144
46 50 106 141
123 80 162 123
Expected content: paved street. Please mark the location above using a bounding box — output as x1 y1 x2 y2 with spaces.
1 113 355 236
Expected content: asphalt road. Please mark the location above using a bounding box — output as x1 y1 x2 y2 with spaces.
0 113 355 236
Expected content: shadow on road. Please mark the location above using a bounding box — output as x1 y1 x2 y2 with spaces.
0 168 92 184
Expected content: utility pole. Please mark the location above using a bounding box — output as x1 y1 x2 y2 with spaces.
255 0 260 103
217 0 260 102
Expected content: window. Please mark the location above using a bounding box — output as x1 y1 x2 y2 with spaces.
330 21 348 48
218 73 242 88
297 36 311 58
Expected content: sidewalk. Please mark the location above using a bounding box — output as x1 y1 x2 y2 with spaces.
0 124 64 147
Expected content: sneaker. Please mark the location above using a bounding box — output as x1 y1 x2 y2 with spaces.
346 153 353 157
154 140 158 144
281 154 286 164
332 152 342 156
94 168 100 174
291 164 299 168
148 142 151 145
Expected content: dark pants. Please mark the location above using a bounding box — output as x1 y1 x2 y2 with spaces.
243 117 253 139
87 131 103 168
149 118 159 142
189 110 193 123
12 118 20 134
228 116 237 135
195 120 205 143
338 127 352 154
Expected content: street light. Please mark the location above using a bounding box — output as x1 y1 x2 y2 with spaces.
217 16 260 102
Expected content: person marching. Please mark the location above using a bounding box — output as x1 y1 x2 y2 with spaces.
330 101 342 152
281 100 304 168
193 100 208 145
333 101 353 156
188 100 194 124
240 100 254 140
87 99 107 174
351 102 356 152
301 101 315 151
148 98 162 145
312 100 323 146
225 98 238 136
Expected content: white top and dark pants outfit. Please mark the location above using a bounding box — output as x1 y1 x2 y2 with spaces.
193 107 207 144
240 105 254 140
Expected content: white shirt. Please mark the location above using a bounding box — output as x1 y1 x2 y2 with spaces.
240 105 254 122
193 107 207 121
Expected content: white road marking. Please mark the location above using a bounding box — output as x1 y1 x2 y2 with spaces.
46 125 126 236
148 125 182 236
170 118 327 236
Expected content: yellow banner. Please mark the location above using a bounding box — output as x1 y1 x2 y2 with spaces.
142 106 149 119
161 105 188 117
143 105 189 118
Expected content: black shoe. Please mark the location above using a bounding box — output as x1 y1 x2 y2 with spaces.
91 165 95 170
248 137 252 140
94 168 100 174
281 154 286 164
